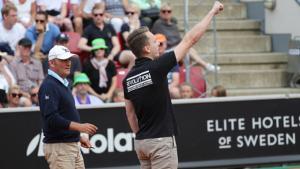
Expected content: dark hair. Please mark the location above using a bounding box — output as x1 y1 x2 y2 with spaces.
36 10 48 21
127 27 149 58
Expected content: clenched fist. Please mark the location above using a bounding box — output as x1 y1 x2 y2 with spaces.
211 1 224 15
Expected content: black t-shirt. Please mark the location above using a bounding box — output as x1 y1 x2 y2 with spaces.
83 59 117 94
123 51 179 139
82 23 117 53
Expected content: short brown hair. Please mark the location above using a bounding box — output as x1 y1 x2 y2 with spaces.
127 27 149 58
1 2 17 17
92 3 105 13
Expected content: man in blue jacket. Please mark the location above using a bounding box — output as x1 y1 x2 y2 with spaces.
39 45 98 169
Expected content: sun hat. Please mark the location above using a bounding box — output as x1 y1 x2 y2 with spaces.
48 45 76 61
91 38 108 51
73 73 91 86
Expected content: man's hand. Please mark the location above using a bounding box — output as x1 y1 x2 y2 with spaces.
211 1 224 15
78 123 98 135
36 23 45 33
70 122 98 135
80 135 92 148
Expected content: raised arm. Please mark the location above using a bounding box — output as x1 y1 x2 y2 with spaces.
174 1 223 62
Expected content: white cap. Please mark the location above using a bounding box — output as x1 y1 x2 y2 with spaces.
48 45 75 61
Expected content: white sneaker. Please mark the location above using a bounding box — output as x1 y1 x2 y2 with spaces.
205 63 220 72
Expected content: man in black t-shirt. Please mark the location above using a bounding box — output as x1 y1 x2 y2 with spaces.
78 4 136 68
123 2 224 169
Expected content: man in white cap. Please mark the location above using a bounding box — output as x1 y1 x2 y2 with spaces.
38 45 98 169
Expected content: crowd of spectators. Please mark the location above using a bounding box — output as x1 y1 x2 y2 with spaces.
0 0 225 108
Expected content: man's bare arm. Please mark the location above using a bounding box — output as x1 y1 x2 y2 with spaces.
125 99 139 133
174 1 224 62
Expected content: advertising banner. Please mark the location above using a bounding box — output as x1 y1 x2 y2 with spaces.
1 95 300 168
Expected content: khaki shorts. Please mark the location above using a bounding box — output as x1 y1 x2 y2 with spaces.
134 136 178 169
44 142 85 169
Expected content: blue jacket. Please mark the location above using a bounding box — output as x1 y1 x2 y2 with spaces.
39 75 80 143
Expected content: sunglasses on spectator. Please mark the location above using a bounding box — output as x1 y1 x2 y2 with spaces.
159 42 164 47
35 19 45 23
31 93 38 97
11 93 22 98
161 10 172 14
125 11 135 15
93 13 104 17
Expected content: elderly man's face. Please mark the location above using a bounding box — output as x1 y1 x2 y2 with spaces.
49 58 72 78
75 83 89 95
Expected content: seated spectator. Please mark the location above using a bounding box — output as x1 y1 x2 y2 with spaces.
29 85 39 106
103 0 128 33
25 10 61 59
179 83 194 99
0 2 26 53
78 4 120 61
36 0 74 32
151 3 220 72
6 84 32 108
9 38 44 94
112 88 124 102
10 0 37 28
73 72 104 105
0 54 16 107
155 33 180 99
118 3 145 68
120 3 146 47
78 3 135 68
83 38 117 102
42 33 82 84
211 85 227 97
80 0 103 28
130 0 161 28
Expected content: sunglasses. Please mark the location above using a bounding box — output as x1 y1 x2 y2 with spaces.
35 19 45 23
31 93 38 97
93 13 104 17
125 11 135 15
11 93 22 98
159 42 164 47
161 10 172 14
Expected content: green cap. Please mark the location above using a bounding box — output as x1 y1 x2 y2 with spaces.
73 73 90 86
92 38 108 51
